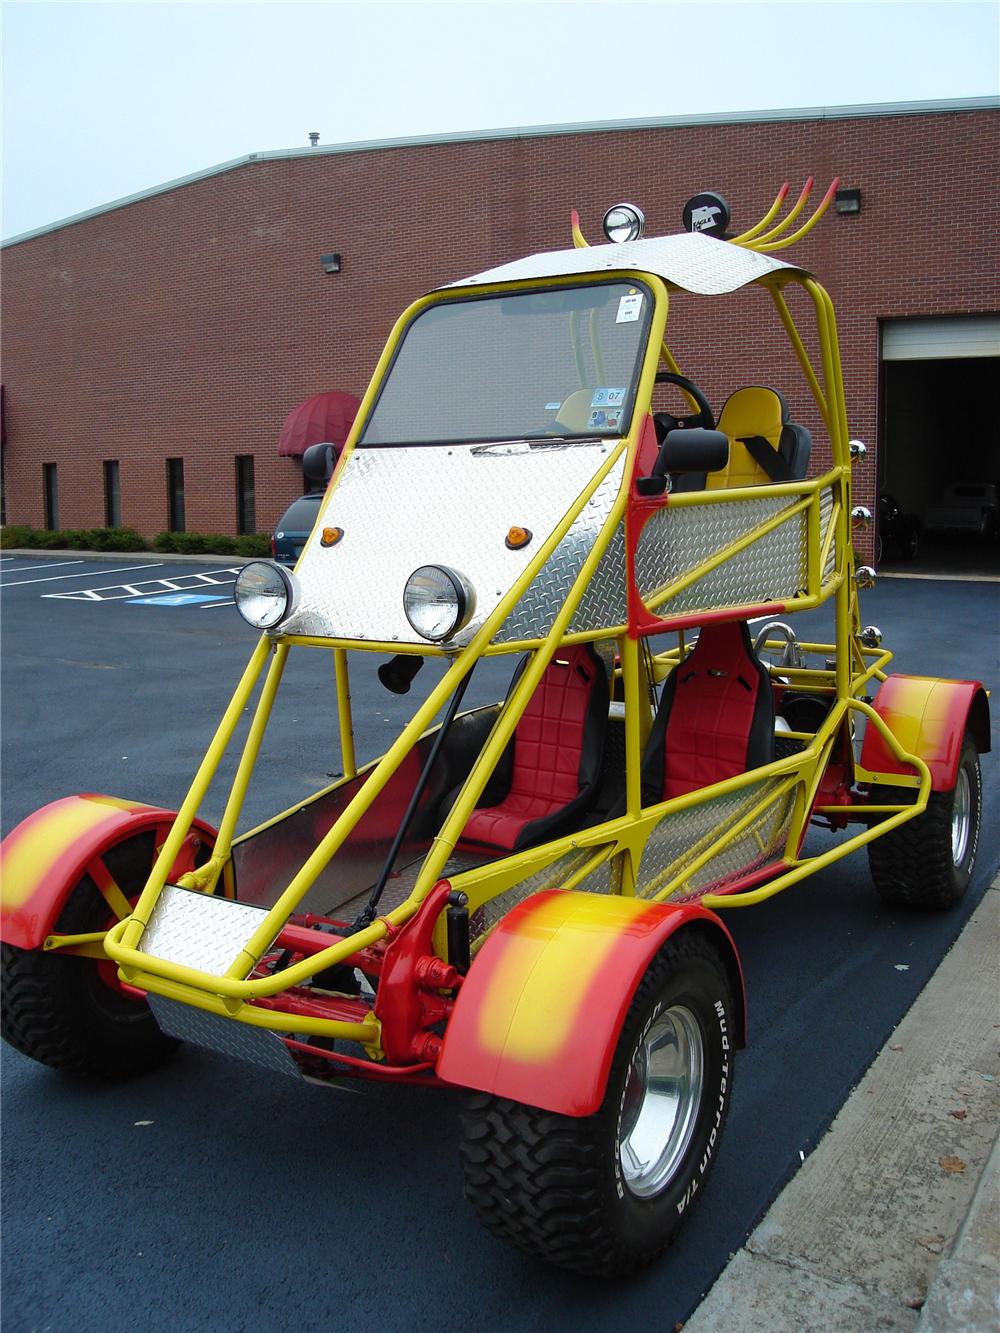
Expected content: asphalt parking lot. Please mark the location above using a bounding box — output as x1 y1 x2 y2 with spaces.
1 553 998 1332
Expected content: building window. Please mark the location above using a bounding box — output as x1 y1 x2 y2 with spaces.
236 455 256 535
167 458 185 532
43 462 59 530
104 460 121 528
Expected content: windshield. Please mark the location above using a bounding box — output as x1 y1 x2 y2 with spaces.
359 280 653 446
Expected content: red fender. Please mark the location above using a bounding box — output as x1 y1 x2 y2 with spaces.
436 889 745 1117
1 794 217 949
859 676 990 790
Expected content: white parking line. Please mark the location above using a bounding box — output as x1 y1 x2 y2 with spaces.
1 563 164 588
0 559 85 575
43 568 240 602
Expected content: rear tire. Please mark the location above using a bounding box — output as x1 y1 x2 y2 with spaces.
867 732 981 910
458 932 735 1276
1 832 180 1077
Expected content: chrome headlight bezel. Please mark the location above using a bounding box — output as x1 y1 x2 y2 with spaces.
602 202 645 244
233 560 301 630
402 564 476 642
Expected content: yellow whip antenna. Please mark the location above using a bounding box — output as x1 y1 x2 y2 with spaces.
731 182 790 244
570 208 590 248
756 178 840 252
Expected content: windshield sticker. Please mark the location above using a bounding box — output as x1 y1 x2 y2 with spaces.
588 408 622 431
591 387 626 408
616 293 643 323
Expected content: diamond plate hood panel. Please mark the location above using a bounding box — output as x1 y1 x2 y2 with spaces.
281 443 626 646
451 232 806 297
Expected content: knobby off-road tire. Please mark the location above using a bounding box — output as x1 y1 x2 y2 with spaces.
1 832 178 1078
868 732 982 910
458 932 735 1276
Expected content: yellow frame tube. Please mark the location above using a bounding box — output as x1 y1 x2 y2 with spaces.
702 702 930 909
187 642 290 891
333 647 357 779
768 284 829 428
121 636 271 947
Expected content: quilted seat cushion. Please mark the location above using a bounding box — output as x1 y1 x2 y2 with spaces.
461 644 608 852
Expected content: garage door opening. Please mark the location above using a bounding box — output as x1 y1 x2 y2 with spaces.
880 317 1000 578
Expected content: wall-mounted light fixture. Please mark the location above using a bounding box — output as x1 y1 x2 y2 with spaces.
834 188 862 215
320 253 342 274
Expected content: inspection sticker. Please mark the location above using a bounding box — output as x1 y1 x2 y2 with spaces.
587 409 622 431
591 387 626 408
616 293 642 323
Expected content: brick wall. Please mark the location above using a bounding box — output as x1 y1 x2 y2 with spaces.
2 106 998 545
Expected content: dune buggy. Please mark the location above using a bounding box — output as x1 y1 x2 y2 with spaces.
2 182 990 1277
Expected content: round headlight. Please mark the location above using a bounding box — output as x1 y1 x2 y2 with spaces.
602 202 645 244
403 565 476 642
233 561 300 630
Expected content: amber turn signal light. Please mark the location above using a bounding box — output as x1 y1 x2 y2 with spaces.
321 527 344 547
505 526 532 550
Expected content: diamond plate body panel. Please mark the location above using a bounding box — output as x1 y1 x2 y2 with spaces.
148 995 302 1078
280 443 625 646
636 778 794 901
819 485 837 583
635 495 807 618
451 232 806 297
140 885 275 978
494 491 626 643
464 846 620 946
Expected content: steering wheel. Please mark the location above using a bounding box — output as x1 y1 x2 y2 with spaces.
653 371 716 435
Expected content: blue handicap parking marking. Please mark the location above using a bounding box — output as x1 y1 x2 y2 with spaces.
127 593 230 606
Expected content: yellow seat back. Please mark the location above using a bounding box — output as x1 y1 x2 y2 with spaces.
708 386 787 490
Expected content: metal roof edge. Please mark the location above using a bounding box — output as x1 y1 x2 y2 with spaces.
4 95 999 249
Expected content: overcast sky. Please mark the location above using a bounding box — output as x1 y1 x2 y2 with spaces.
3 1 998 240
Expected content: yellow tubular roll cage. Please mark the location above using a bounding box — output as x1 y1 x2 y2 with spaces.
101 262 930 1049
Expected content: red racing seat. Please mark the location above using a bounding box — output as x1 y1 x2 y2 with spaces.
641 621 775 803
461 644 609 853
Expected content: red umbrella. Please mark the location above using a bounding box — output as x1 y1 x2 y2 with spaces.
277 391 361 457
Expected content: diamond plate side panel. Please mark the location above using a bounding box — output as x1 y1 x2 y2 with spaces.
635 497 807 618
279 443 625 646
148 995 302 1078
674 789 796 901
636 779 792 901
141 886 275 978
819 485 837 583
468 847 620 946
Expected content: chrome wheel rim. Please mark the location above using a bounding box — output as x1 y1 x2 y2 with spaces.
952 767 971 866
618 1005 704 1199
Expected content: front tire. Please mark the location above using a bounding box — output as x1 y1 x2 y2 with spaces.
459 931 735 1276
2 832 180 1077
867 732 982 910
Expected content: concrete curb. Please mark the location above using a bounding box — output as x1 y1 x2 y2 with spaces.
686 877 1000 1332
0 547 256 567
916 1133 1000 1332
